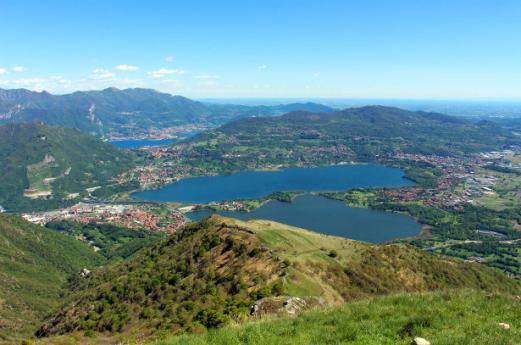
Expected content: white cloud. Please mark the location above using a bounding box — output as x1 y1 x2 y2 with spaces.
312 72 321 77
0 71 147 93
0 68 7 75
194 74 220 80
0 75 76 92
164 56 175 62
257 64 268 70
0 78 45 91
147 68 185 78
115 64 139 71
75 76 144 92
12 66 27 73
91 68 115 80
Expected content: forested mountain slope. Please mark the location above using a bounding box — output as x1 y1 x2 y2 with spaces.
0 214 104 343
0 123 137 212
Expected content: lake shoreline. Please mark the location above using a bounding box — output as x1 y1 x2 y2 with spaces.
185 194 421 244
132 164 414 204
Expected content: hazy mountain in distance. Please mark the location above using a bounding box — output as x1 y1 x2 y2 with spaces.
0 87 335 137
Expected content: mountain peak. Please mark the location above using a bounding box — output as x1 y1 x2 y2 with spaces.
102 87 120 92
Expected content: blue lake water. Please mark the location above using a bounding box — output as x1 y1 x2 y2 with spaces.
133 164 413 203
110 139 175 149
110 131 200 149
186 194 421 243
133 164 419 242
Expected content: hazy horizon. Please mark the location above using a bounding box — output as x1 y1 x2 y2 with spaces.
4 86 521 104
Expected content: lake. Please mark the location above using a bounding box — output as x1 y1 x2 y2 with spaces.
133 164 419 243
186 194 421 243
110 131 200 149
133 164 414 204
110 138 175 149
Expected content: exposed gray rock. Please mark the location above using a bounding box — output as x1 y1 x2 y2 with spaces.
250 296 325 317
79 268 91 278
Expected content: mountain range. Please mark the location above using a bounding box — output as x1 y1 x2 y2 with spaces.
0 88 334 137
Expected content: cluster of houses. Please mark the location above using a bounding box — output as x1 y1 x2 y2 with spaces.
387 151 517 209
23 203 185 233
207 201 252 212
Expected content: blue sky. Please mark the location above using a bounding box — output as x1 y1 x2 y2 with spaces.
0 0 520 99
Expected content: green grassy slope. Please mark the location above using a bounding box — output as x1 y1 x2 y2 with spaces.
225 218 520 303
0 123 138 212
0 213 104 343
35 216 520 343
152 290 521 345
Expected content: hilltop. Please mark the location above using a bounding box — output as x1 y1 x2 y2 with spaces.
36 216 520 343
0 123 137 212
0 213 104 343
0 88 334 137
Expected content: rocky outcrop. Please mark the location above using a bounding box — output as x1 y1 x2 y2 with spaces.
250 296 325 317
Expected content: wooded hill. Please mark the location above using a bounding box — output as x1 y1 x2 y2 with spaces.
174 106 518 173
0 123 137 212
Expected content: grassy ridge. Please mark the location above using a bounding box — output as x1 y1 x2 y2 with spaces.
152 290 520 345
230 218 521 302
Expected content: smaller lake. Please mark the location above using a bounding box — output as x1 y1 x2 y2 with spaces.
110 139 175 149
133 164 413 203
186 194 420 243
110 131 200 149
